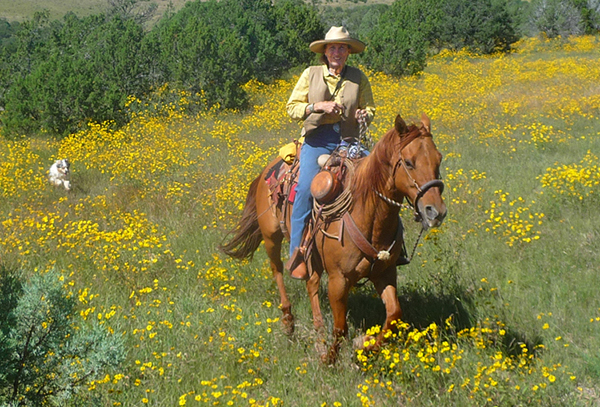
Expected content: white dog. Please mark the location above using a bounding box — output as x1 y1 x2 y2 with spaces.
48 159 71 191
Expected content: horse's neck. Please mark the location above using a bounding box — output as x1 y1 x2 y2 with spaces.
352 161 402 244
354 194 400 232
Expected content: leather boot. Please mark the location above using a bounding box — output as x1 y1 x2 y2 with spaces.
396 256 410 266
290 261 309 280
285 248 309 280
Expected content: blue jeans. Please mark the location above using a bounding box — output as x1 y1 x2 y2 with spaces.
289 125 340 258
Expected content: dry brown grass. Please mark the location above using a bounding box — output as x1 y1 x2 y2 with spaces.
0 0 194 23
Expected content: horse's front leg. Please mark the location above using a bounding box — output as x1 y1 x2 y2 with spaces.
368 267 402 348
324 272 350 364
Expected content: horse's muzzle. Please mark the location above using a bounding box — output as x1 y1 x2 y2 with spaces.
414 180 446 229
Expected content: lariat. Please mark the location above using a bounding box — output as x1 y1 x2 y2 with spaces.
358 115 373 151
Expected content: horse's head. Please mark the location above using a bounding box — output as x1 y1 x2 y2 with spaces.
393 114 447 229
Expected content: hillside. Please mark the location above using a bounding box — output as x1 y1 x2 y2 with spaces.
0 0 394 23
0 0 190 23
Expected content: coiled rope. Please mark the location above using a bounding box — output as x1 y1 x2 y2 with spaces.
312 158 355 221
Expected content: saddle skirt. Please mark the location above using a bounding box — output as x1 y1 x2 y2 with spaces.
265 158 297 205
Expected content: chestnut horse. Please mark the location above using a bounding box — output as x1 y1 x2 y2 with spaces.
221 114 446 362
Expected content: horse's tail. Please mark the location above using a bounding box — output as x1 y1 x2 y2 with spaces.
219 175 263 260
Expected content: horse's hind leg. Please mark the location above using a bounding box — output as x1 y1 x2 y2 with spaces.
307 271 324 331
255 177 295 334
263 231 295 335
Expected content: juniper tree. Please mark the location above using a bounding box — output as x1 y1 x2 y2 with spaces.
0 268 125 406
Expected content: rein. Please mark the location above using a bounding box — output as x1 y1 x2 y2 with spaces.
372 189 406 209
358 118 374 151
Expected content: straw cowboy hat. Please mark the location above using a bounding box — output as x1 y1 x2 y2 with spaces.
309 26 366 54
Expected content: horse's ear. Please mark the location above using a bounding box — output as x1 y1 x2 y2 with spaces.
421 113 431 133
395 115 408 134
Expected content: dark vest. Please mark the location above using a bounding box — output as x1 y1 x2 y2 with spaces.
303 65 362 139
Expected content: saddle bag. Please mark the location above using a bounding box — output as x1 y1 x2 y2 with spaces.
310 169 341 204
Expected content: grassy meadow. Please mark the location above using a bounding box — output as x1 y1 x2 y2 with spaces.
1 35 600 406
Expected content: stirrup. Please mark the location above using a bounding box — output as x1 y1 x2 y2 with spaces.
286 248 309 280
290 261 309 281
285 247 304 272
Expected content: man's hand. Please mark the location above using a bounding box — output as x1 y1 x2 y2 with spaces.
355 109 368 124
315 101 345 116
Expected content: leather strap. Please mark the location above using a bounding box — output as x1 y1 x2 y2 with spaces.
342 212 379 261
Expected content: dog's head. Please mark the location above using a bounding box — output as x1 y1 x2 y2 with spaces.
54 159 70 175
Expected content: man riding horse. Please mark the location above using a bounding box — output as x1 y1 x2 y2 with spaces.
285 26 375 280
220 27 446 363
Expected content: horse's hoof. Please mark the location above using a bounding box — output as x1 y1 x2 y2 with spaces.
282 315 295 336
353 335 376 350
315 341 327 359
320 351 337 366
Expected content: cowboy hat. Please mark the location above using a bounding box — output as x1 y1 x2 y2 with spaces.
309 26 365 54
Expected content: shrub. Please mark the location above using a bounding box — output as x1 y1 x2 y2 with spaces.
144 0 323 111
107 0 158 25
0 18 20 50
361 0 441 76
430 0 519 54
530 0 584 37
572 0 600 33
505 0 534 37
361 0 518 77
0 12 50 127
272 0 324 69
0 268 125 406
2 13 150 137
0 0 324 136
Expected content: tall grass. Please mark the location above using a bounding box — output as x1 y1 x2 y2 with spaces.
0 35 599 406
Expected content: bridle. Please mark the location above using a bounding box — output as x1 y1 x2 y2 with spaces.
395 157 445 223
376 129 445 223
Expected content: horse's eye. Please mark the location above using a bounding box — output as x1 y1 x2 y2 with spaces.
404 159 415 169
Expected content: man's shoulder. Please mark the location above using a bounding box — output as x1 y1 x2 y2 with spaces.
308 65 325 73
345 65 365 83
346 65 365 75
300 66 320 78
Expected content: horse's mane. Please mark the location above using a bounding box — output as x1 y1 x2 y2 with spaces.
351 122 423 206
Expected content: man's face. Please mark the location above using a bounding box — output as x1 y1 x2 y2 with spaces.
325 43 349 72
